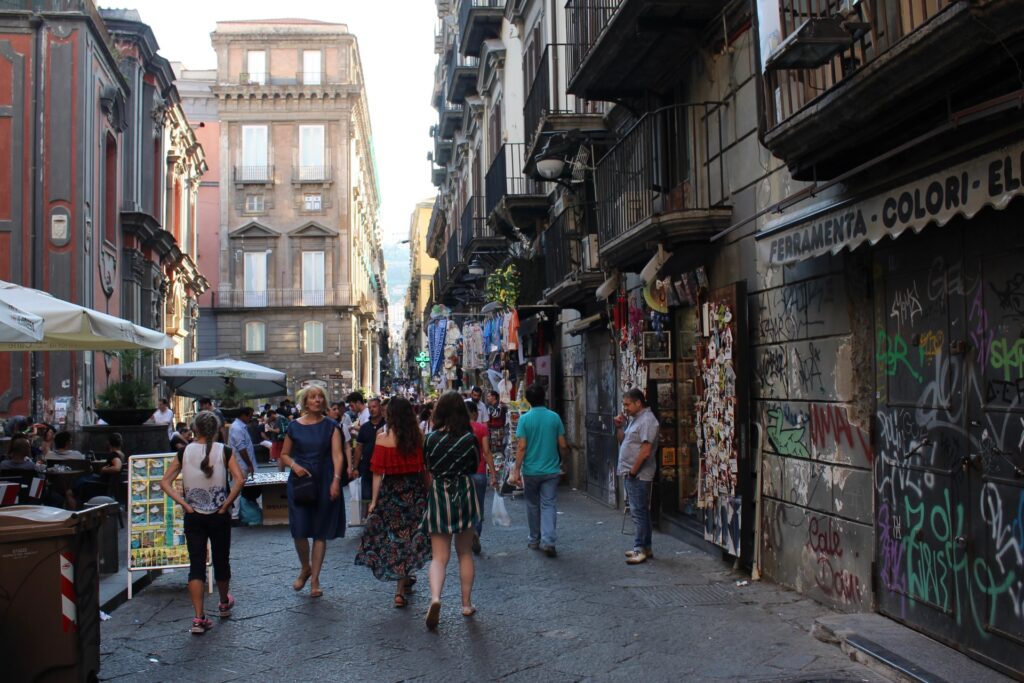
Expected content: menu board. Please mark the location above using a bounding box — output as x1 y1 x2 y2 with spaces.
126 453 194 570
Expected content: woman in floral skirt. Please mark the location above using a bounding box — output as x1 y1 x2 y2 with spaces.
355 396 431 607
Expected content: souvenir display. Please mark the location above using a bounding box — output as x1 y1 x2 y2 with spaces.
126 453 204 571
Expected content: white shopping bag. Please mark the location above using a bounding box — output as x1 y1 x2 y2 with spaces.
347 478 363 525
491 494 512 527
348 478 362 501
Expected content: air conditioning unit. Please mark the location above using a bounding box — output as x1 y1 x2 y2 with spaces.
581 236 599 271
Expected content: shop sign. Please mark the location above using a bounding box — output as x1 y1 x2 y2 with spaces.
758 137 1024 266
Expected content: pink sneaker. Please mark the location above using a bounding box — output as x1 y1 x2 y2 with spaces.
190 616 213 635
218 594 235 618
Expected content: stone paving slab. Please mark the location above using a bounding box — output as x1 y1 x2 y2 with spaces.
100 489 885 682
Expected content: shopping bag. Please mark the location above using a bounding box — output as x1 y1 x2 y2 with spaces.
348 478 362 501
239 497 263 526
491 494 512 527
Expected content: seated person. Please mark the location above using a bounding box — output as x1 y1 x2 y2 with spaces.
1 437 38 472
169 422 192 456
31 423 56 461
48 431 86 461
72 434 124 506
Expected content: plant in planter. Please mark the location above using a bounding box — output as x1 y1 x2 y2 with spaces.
213 375 248 419
95 350 156 425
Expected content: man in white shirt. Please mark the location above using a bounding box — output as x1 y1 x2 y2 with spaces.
470 386 488 426
227 407 256 521
148 398 175 438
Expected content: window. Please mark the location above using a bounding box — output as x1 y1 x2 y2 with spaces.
303 193 322 211
243 251 267 307
302 251 325 305
245 194 265 213
241 125 269 182
245 321 266 352
299 125 325 180
303 50 321 85
303 321 324 353
103 132 117 244
246 50 265 85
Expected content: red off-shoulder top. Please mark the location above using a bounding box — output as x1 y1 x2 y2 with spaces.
370 445 424 475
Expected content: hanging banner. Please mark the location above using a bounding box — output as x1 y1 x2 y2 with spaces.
757 137 1024 267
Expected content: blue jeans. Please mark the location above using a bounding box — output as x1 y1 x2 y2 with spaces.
523 473 560 547
469 473 488 535
623 476 653 551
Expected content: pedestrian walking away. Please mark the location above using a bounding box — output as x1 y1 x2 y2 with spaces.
464 400 497 555
352 397 386 524
159 411 245 635
354 396 432 608
509 383 568 557
421 391 482 629
279 386 346 598
615 388 659 564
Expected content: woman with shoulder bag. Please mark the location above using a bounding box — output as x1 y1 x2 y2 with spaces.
421 391 482 629
160 411 245 635
279 386 345 598
354 397 432 607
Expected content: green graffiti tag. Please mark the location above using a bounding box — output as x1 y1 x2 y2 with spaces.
877 331 923 382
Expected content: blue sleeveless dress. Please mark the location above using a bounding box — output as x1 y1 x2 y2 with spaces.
286 417 346 539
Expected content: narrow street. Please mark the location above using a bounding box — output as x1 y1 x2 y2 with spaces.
99 490 882 682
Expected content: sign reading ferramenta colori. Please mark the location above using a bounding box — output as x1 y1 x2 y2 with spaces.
757 138 1024 267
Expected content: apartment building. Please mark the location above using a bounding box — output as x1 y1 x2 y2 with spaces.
399 199 438 384
425 0 1024 676
196 19 386 399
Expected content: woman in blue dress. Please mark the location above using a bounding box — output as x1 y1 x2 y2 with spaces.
279 385 344 597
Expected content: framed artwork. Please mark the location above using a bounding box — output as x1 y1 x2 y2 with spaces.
641 331 671 360
661 447 677 467
648 362 673 380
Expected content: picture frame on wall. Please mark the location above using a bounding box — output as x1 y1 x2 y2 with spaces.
648 362 673 380
641 331 671 360
661 447 677 467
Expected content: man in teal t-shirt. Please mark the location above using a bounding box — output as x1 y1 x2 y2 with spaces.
511 383 568 557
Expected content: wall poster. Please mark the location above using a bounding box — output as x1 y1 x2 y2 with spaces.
695 283 747 557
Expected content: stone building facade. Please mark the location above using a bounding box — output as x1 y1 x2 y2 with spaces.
195 19 386 400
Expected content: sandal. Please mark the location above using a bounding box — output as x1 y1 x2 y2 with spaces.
394 593 408 608
293 569 311 591
425 600 441 630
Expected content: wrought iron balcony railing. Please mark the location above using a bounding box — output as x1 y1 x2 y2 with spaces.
565 1 621 84
212 288 344 308
460 195 496 259
445 228 462 277
524 43 609 148
233 165 274 184
458 0 505 57
484 144 543 218
292 165 332 183
595 103 726 246
763 0 958 131
543 209 588 292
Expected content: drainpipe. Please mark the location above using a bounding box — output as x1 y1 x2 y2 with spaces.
29 13 44 420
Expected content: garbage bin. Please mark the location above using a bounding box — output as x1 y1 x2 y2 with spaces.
84 497 121 575
0 505 109 683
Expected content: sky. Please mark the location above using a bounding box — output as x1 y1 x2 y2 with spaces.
106 0 437 335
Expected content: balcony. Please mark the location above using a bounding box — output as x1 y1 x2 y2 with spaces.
542 207 604 306
445 229 463 282
434 137 453 166
524 43 609 164
233 165 274 184
460 195 505 261
594 103 731 269
426 201 446 258
485 143 548 238
459 0 505 58
291 165 332 184
760 0 1024 179
566 0 721 100
439 103 464 139
431 166 446 187
212 288 346 309
236 72 339 87
446 48 479 104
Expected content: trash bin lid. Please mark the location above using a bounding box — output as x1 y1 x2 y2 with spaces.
0 505 105 539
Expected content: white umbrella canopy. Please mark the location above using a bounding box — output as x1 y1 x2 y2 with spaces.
158 359 288 399
0 299 43 344
0 281 175 351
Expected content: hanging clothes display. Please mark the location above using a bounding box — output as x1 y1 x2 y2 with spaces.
428 318 447 377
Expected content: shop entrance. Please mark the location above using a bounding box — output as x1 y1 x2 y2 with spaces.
874 214 1024 676
585 332 618 507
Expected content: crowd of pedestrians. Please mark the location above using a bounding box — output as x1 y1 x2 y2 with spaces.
151 379 662 635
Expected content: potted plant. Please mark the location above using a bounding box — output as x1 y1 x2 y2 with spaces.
213 375 248 420
94 350 155 425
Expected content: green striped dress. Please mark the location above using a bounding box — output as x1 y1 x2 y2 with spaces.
421 430 481 534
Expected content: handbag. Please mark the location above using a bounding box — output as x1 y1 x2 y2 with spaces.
291 473 317 506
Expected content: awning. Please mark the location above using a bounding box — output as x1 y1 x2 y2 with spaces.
757 137 1024 267
158 359 287 399
0 281 175 351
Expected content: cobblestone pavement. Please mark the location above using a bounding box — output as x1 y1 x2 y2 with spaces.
100 489 886 682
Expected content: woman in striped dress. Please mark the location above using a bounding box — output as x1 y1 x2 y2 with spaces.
421 391 481 629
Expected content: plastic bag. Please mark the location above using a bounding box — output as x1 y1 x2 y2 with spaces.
239 497 263 526
491 494 512 527
348 478 362 501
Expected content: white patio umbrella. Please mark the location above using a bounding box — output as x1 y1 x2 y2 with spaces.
0 299 43 345
0 281 175 351
158 359 288 399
